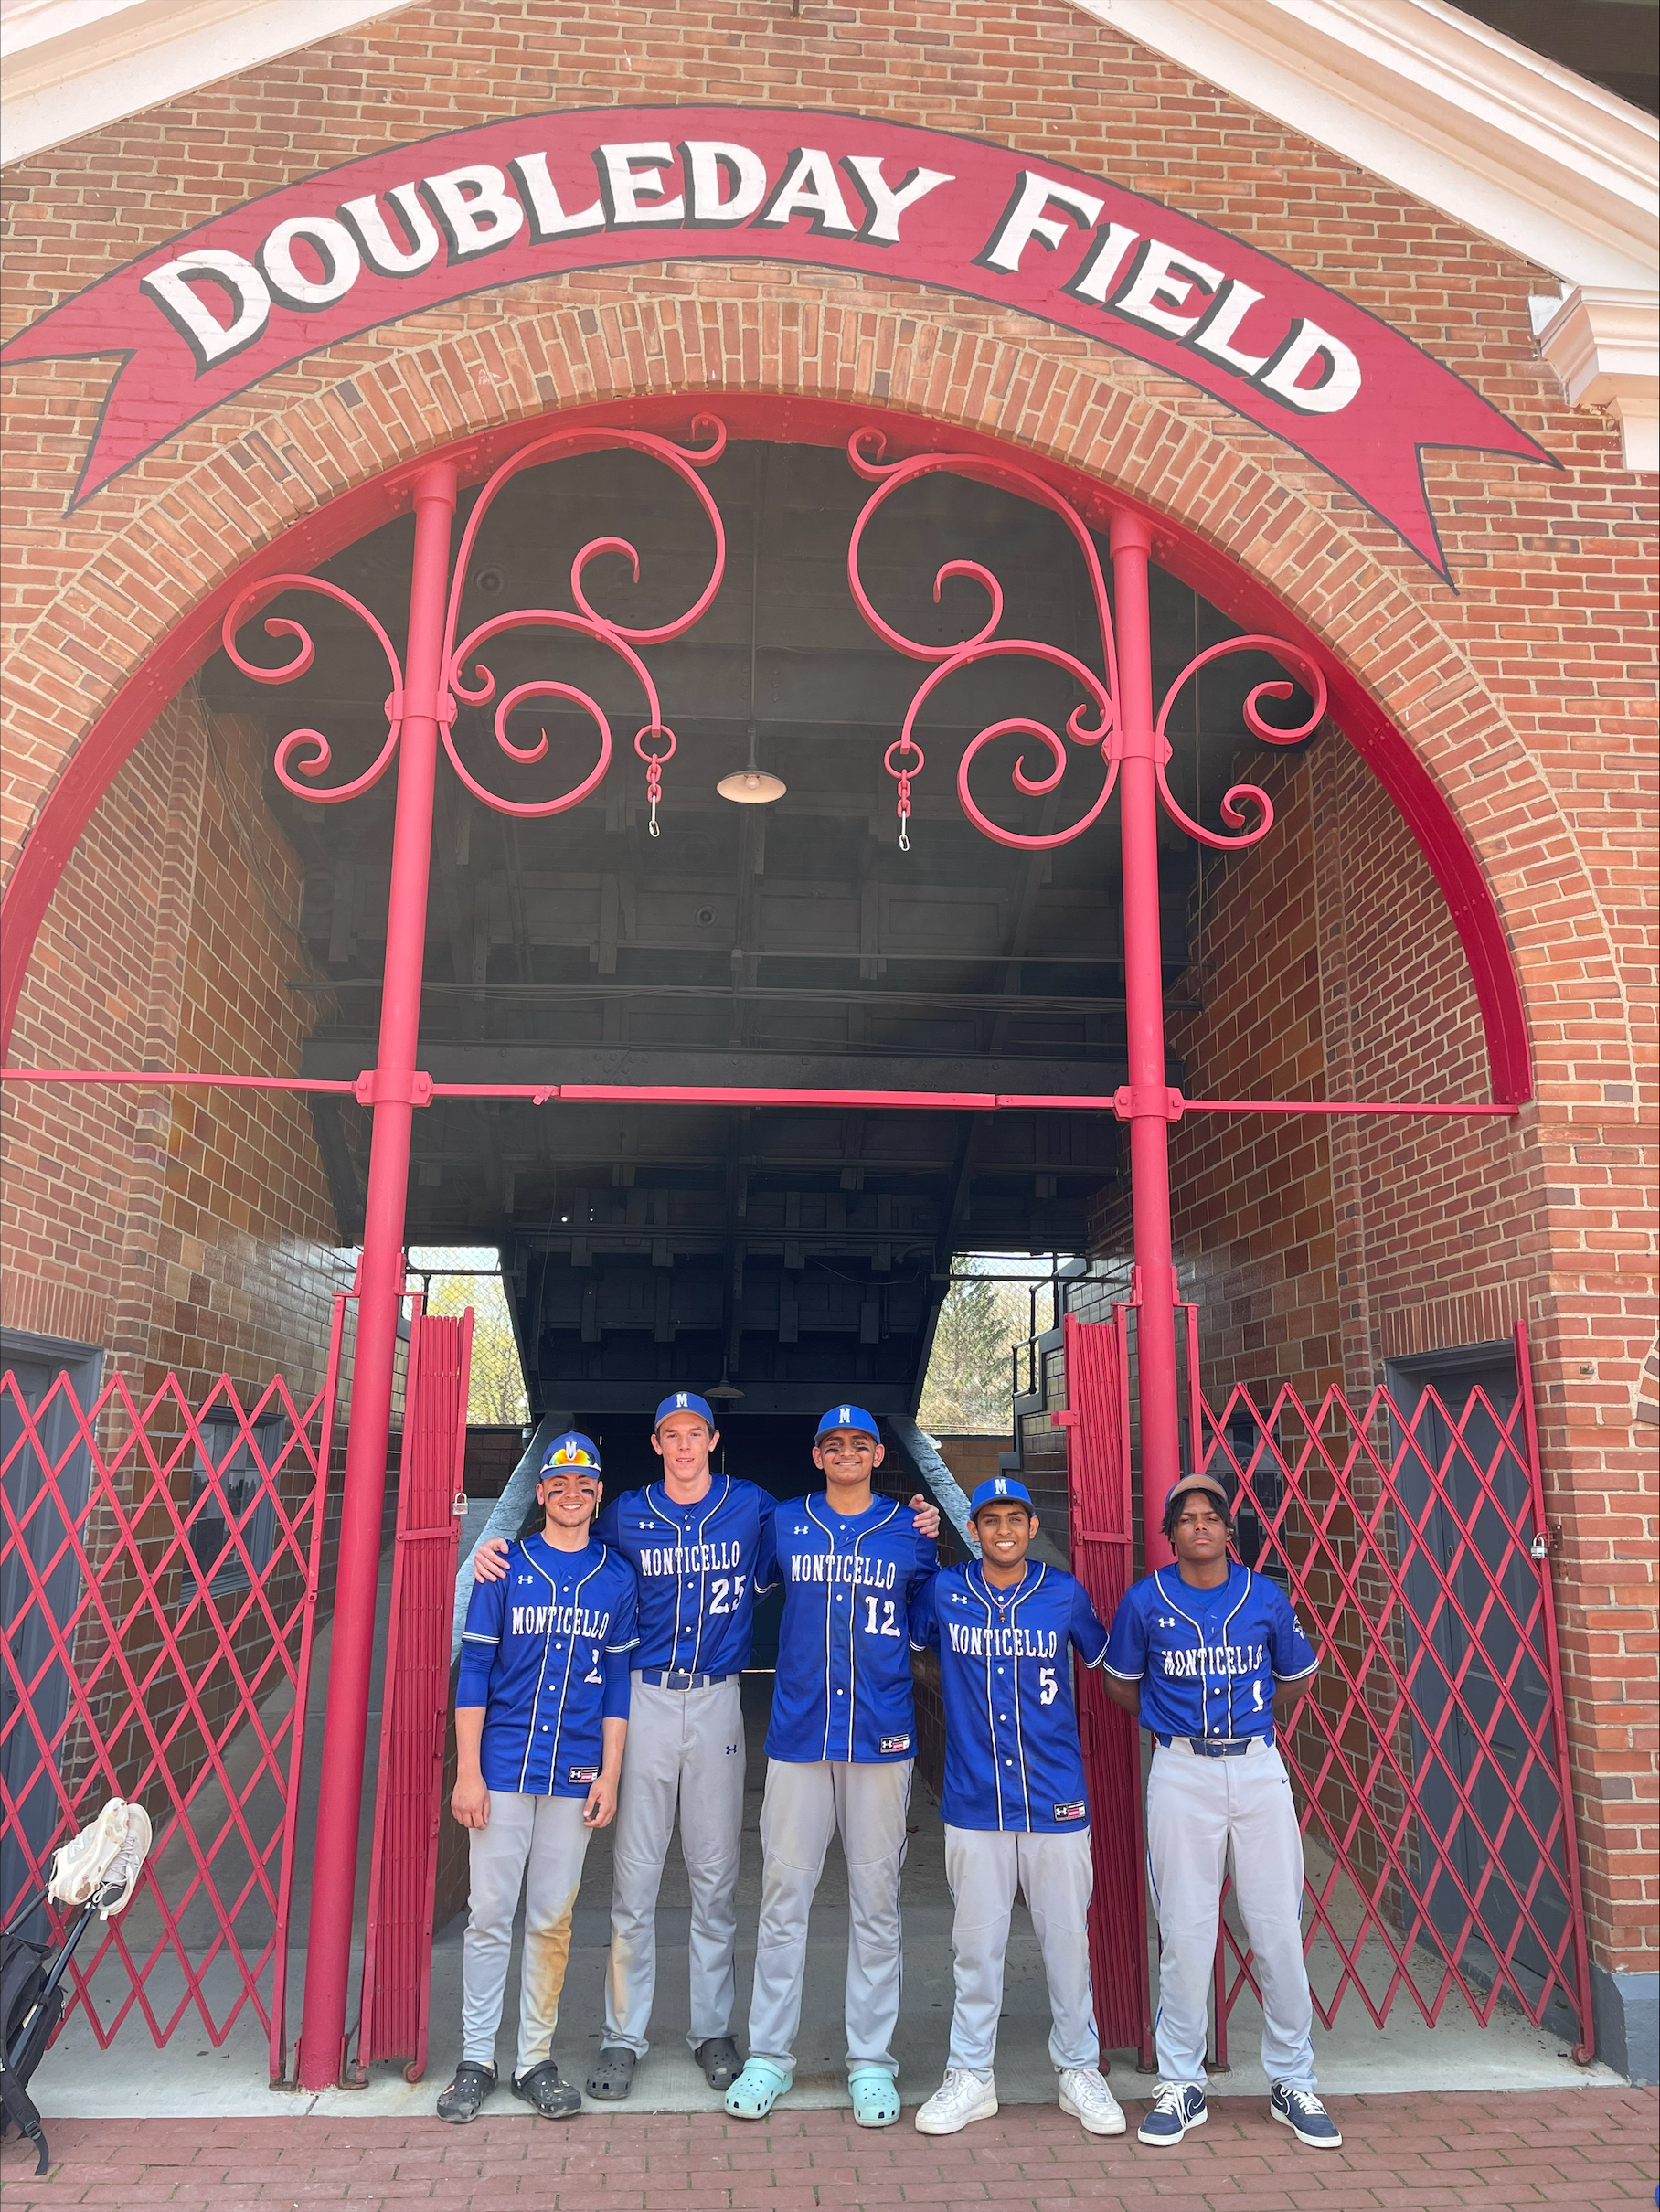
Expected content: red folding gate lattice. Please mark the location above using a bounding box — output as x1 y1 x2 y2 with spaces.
1064 1311 1593 2064
351 1303 472 2084
0 1303 344 2064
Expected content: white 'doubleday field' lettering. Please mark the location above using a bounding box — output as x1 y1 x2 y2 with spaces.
140 133 1364 420
0 105 1555 569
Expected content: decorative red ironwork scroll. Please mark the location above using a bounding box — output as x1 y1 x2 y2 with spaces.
846 428 1327 1569
0 1306 343 2071
1186 1316 1594 2060
1060 1312 1154 2068
221 420 726 834
218 421 728 2090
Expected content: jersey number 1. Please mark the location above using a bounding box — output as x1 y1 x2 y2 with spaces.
862 1596 901 1638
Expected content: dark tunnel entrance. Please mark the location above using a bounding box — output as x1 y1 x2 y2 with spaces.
201 435 1314 1474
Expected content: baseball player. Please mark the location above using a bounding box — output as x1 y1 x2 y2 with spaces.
723 1405 938 2130
437 1432 637 2125
908 1475 1125 2139
471 1392 941 2100
1101 1470 1341 2150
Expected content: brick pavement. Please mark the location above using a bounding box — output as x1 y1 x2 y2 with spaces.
3 2090 1655 2211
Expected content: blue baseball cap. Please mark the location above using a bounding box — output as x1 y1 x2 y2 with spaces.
815 1403 880 1441
540 1430 602 1478
654 1391 716 1430
969 1475 1034 1516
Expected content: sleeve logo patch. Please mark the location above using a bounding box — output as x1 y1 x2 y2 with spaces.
1053 1800 1087 1822
879 1734 912 1755
566 1764 600 1785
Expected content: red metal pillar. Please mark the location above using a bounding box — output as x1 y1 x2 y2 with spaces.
296 460 458 2090
1110 513 1178 1572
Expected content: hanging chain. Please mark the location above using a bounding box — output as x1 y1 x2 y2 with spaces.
884 736 924 854
634 724 676 839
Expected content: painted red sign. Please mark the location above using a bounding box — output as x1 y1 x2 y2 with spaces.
2 104 1553 573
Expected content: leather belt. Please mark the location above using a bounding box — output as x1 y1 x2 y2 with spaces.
1155 1733 1272 1759
637 1668 734 1691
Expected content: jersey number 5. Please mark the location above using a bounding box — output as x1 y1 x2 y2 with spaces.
862 1596 901 1638
709 1575 747 1616
1038 1665 1059 1707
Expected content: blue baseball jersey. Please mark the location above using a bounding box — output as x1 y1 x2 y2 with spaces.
761 1495 937 1763
593 1476 778 1677
1103 1563 1319 1743
910 1561 1109 1833
456 1534 639 1795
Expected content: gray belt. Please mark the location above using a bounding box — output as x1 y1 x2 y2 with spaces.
637 1668 734 1691
1156 1733 1272 1759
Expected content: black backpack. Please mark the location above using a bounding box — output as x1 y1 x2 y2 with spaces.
0 1927 66 2176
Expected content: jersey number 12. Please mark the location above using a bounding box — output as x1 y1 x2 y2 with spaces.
862 1596 901 1638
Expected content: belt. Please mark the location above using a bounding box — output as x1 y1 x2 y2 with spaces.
637 1668 735 1691
1155 1733 1272 1759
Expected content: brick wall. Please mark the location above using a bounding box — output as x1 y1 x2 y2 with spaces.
2 689 348 1399
0 0 1651 1993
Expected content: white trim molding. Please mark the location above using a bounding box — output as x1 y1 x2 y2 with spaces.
1536 287 1660 472
1074 0 1659 465
0 0 422 166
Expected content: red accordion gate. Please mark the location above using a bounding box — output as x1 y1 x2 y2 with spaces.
1064 1310 1594 2065
0 1303 345 2065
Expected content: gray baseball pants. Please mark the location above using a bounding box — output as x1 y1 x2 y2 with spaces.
603 1674 746 2055
747 1758 912 2079
460 1790 592 2078
942 1824 1099 2078
1145 1740 1317 2090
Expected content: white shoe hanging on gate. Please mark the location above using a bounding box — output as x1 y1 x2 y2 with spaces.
47 1799 154 1918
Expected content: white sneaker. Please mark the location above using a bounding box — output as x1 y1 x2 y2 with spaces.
1057 2067 1126 2136
914 2068 998 2135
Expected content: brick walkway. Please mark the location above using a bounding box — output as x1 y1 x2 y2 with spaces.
4 2091 1655 2210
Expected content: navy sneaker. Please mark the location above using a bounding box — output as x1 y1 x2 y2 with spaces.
1137 2080 1208 2145
1270 2082 1343 2147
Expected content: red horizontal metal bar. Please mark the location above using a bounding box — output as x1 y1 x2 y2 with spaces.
1 1069 357 1092
4 1069 1517 1118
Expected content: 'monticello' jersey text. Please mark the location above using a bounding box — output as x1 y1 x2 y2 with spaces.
912 1563 1108 1832
1104 1564 1319 1743
457 1534 639 1795
595 1476 777 1678
761 1496 936 1763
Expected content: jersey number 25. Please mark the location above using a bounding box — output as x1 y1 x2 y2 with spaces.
709 1575 747 1615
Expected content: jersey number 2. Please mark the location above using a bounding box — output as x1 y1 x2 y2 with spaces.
862 1597 901 1638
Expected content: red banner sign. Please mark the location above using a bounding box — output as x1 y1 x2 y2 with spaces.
3 104 1553 574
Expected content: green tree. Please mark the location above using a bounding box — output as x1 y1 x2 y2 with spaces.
918 1267 1033 1434
414 1249 530 1426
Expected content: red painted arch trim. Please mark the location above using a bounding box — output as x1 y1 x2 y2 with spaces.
0 394 1532 1101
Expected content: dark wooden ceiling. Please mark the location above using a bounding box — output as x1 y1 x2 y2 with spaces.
204 437 1314 1420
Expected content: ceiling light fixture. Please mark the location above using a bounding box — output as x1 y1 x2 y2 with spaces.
718 721 787 805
